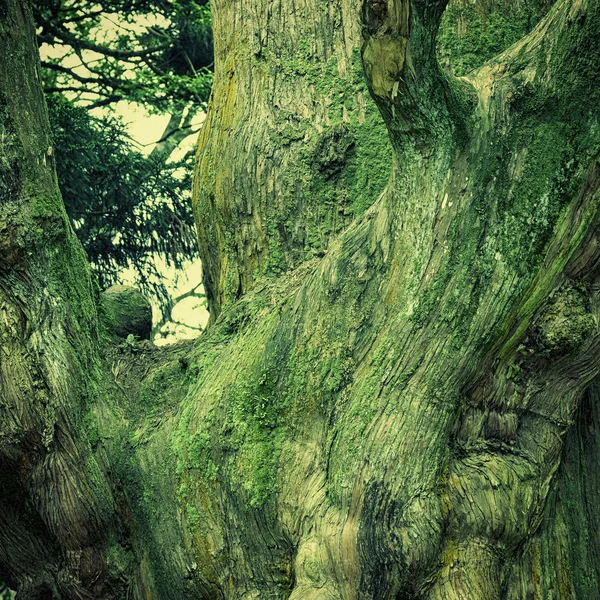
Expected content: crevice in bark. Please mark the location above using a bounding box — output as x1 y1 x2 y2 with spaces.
3 0 600 598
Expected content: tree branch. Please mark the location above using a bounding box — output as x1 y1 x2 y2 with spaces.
85 95 123 108
361 0 472 152
38 16 171 60
40 59 125 90
170 319 204 332
60 8 104 24
148 107 199 159
171 282 205 306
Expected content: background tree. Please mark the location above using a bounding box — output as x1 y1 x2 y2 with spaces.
36 0 213 113
37 0 213 315
1 1 600 600
47 94 199 314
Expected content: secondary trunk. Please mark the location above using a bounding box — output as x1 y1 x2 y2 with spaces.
0 0 127 596
2 0 600 599
192 0 393 320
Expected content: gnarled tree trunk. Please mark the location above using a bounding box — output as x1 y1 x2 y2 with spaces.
193 0 392 320
0 0 124 596
2 0 600 598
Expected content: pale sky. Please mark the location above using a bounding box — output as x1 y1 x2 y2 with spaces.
40 24 210 344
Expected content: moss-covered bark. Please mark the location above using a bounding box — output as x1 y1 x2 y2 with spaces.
2 0 600 598
192 0 393 320
0 0 128 596
437 0 555 77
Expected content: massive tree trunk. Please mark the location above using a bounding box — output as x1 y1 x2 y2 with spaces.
193 0 393 320
2 0 600 599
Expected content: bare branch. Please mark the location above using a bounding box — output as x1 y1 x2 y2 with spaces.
83 95 123 109
61 9 104 24
40 59 123 88
38 16 171 60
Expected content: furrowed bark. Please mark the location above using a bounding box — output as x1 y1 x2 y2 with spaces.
182 0 600 597
0 1 126 596
193 0 392 320
2 0 600 598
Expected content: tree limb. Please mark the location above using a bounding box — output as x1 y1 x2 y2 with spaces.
38 16 171 60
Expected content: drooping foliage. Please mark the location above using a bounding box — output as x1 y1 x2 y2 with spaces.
0 582 12 600
47 95 198 311
34 0 213 313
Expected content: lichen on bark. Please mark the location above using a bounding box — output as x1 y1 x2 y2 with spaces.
2 0 600 598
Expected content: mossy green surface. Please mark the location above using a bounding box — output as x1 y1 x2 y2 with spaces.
7 1 598 597
255 49 392 276
438 1 545 77
532 285 595 355
100 285 153 341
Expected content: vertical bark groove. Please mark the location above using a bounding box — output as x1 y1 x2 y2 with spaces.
2 0 600 598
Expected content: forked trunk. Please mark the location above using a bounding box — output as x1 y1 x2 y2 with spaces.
1 0 600 598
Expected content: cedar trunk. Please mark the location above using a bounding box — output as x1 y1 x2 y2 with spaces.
2 0 600 599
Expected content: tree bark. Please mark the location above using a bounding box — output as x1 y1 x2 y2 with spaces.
0 1 126 597
192 0 392 320
2 0 600 599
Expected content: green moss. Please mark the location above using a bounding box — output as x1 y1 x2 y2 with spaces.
532 285 595 355
187 431 218 481
83 408 101 449
85 450 115 523
259 48 392 276
171 306 292 511
438 1 544 77
137 360 190 413
106 412 192 597
263 220 288 276
106 539 134 583
100 285 153 340
224 358 289 507
222 260 241 305
0 97 22 208
411 69 598 337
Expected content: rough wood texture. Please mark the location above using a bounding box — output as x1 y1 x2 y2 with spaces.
2 0 600 598
192 0 392 320
0 1 126 597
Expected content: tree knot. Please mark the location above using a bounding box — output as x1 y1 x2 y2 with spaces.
531 284 595 357
364 0 388 34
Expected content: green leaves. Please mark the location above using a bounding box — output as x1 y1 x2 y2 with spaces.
35 0 213 111
48 95 198 314
35 0 214 315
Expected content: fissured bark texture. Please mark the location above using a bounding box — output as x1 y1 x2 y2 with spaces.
2 0 600 599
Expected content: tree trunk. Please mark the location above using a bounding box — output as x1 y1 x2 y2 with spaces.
193 0 392 320
0 1 126 597
2 0 600 599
